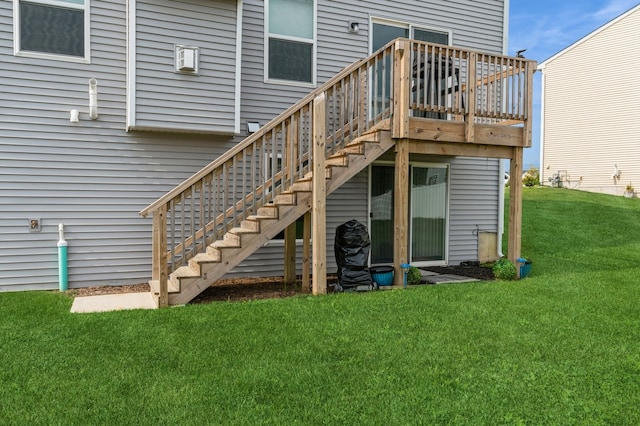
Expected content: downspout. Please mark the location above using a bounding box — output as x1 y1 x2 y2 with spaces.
58 223 68 291
498 0 510 256
498 161 505 257
538 63 546 185
502 0 510 55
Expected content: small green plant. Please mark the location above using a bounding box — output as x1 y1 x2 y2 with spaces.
492 258 517 280
407 266 422 285
522 167 540 187
626 182 634 192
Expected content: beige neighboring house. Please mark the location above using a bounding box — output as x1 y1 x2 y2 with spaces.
538 4 640 196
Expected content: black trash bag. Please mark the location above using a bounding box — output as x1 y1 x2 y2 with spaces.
334 219 373 289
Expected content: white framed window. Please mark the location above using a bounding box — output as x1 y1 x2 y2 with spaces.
14 0 90 62
265 0 316 86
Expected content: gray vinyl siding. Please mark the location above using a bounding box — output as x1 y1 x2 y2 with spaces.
0 0 237 291
240 0 506 130
448 157 501 264
132 0 239 133
0 0 506 291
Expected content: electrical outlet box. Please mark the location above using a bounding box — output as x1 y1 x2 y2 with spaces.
29 218 41 232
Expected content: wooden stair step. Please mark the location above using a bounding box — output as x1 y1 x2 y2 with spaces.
240 219 260 232
246 214 277 222
173 265 200 280
212 239 241 249
149 279 180 294
231 224 259 234
206 245 222 257
273 193 296 205
326 154 349 167
338 142 366 155
188 252 220 270
257 205 279 218
289 180 312 192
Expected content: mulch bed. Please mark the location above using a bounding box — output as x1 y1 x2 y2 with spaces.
66 264 493 303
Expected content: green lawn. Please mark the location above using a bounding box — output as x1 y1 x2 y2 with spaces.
2 187 640 425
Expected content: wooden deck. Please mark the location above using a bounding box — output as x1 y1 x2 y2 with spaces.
140 38 537 306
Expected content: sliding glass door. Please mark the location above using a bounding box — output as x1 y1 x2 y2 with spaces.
410 164 448 264
369 163 449 266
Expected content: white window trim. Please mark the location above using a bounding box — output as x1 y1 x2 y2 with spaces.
13 0 91 63
264 0 317 88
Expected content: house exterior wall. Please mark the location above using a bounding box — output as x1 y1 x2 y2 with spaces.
539 6 640 195
129 0 241 134
0 0 507 291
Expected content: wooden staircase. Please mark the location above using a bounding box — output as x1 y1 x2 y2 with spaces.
156 128 394 305
140 38 537 306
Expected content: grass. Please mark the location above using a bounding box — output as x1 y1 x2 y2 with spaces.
2 187 640 424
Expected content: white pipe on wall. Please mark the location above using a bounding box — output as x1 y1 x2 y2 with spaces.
89 78 98 120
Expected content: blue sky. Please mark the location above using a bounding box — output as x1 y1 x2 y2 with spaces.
507 0 640 169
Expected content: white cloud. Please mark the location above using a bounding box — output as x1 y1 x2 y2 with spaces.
593 0 639 20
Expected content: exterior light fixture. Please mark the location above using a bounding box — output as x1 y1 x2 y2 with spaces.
247 121 260 134
348 21 360 33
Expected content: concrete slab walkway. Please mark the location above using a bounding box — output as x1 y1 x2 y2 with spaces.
71 292 157 313
422 274 479 284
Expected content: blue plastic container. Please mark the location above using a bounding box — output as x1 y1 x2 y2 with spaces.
369 265 394 286
517 258 532 278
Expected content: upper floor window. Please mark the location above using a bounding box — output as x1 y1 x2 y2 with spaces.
14 0 89 62
266 0 315 85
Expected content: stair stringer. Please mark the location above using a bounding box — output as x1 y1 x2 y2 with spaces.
168 130 395 305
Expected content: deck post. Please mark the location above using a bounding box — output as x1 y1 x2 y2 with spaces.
312 93 327 294
152 206 168 308
284 221 297 285
302 211 311 293
465 52 477 142
523 61 536 147
392 39 411 139
393 138 410 286
509 147 523 277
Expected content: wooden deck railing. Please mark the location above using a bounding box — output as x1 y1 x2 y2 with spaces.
139 38 536 302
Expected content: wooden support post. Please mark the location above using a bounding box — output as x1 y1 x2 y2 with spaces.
284 221 297 285
312 94 327 294
302 211 311 293
523 61 536 148
152 206 168 308
465 52 477 143
509 147 523 277
392 39 411 139
358 68 367 133
393 138 410 286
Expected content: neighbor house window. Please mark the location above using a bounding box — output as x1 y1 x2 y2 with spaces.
266 0 315 84
15 0 89 61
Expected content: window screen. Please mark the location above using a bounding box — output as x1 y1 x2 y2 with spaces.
19 0 85 58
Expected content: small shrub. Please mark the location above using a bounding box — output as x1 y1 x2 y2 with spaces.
522 167 540 187
492 258 517 280
407 266 422 285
